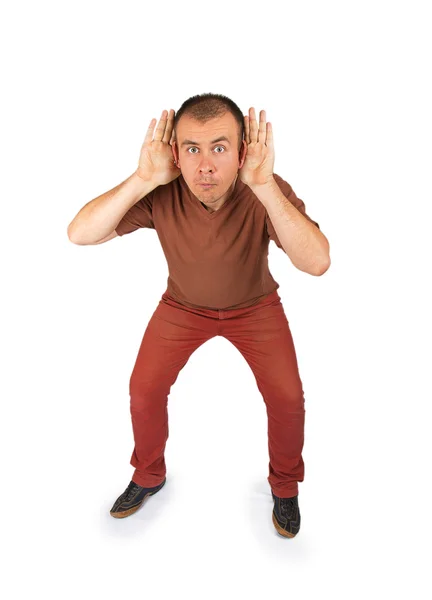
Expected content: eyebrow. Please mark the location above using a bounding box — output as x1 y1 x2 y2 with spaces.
181 136 231 147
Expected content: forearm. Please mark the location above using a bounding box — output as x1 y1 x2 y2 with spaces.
67 172 157 245
251 177 330 275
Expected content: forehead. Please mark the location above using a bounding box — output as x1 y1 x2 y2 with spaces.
177 112 238 145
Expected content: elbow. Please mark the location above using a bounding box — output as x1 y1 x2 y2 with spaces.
313 243 331 275
67 224 84 245
313 257 331 276
67 225 76 244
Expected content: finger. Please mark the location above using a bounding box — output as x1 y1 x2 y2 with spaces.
249 107 258 143
266 121 273 149
244 115 250 144
154 109 168 141
170 123 177 147
162 109 175 144
257 110 267 144
143 117 157 145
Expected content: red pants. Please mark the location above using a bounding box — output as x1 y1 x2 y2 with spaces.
129 289 306 498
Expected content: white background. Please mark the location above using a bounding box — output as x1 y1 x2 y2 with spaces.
1 0 431 598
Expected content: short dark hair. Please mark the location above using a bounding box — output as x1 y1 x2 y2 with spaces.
173 93 244 152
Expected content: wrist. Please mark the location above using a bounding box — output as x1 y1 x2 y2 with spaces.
248 175 276 191
249 176 280 208
130 171 158 196
134 168 154 184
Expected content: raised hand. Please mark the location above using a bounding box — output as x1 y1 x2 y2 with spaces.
238 107 275 188
136 109 181 186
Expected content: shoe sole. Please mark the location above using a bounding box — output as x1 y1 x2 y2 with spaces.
272 512 296 538
110 479 166 519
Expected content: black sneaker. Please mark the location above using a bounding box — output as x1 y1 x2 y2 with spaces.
110 478 166 519
271 491 301 538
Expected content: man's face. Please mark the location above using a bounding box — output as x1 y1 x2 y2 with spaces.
172 111 247 208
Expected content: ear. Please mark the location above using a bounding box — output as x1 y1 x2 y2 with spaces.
171 140 179 165
238 139 248 168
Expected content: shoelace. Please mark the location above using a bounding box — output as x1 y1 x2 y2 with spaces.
279 497 296 520
123 482 140 502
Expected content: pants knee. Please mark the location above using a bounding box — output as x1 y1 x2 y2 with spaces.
265 381 305 412
129 375 167 414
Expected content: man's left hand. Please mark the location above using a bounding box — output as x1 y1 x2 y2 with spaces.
238 107 275 188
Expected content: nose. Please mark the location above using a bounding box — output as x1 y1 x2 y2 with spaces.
199 155 215 173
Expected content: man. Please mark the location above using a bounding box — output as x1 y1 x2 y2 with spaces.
67 93 330 538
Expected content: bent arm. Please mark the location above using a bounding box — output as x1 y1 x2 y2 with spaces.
67 172 157 245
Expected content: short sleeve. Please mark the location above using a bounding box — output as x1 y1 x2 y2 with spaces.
114 190 156 236
266 173 320 251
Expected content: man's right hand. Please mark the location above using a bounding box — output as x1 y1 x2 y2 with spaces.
135 109 181 186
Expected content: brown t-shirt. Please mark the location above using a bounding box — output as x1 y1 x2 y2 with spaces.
114 172 320 310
